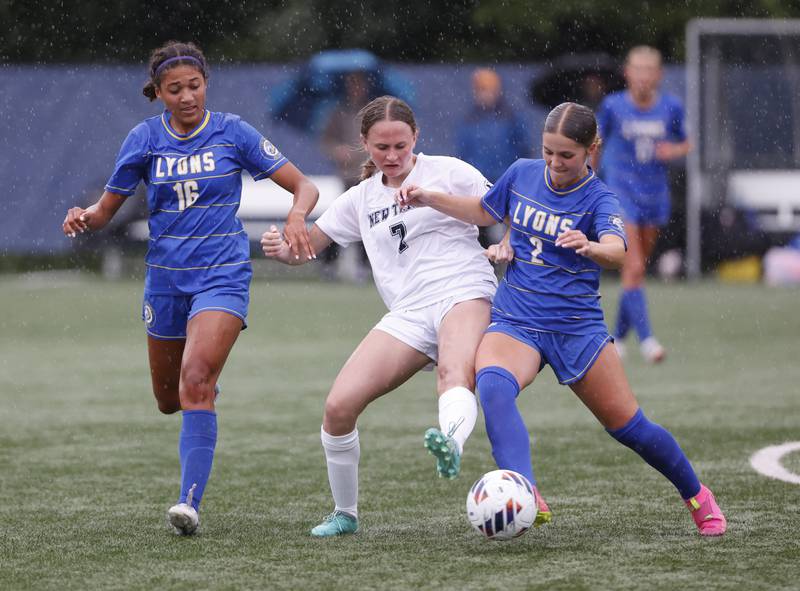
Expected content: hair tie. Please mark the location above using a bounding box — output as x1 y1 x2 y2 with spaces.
154 55 203 80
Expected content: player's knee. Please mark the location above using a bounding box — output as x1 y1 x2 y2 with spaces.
323 396 358 432
179 363 216 406
156 398 181 414
476 366 520 408
151 382 181 414
436 362 474 393
624 260 646 284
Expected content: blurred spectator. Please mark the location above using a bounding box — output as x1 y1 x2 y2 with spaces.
456 68 530 246
318 72 372 281
456 68 530 184
321 72 371 188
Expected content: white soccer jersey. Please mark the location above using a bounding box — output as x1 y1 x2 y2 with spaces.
315 153 498 311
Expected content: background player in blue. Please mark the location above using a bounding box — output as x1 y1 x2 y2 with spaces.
61 41 319 535
397 102 726 536
595 46 691 363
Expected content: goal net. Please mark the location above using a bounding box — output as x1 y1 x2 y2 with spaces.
686 18 800 277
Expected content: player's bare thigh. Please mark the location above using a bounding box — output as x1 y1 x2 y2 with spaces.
436 298 491 394
476 332 541 390
179 310 243 410
568 343 639 430
622 223 659 287
148 337 184 414
323 329 431 435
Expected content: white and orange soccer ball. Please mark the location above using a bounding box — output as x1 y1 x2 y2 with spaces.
466 469 538 540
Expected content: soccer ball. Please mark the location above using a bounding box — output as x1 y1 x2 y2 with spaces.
466 469 537 540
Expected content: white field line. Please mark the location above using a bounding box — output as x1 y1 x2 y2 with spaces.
750 442 800 485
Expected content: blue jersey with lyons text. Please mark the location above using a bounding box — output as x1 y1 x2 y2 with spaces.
482 159 627 335
596 91 686 203
105 110 287 295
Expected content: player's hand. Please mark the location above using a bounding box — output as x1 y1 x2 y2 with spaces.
261 225 290 260
282 213 316 260
485 241 515 263
395 185 429 207
655 141 683 162
555 229 593 256
62 207 91 238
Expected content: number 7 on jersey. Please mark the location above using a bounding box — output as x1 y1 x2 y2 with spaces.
390 222 409 253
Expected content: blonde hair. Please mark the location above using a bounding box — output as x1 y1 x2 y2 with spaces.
625 45 662 67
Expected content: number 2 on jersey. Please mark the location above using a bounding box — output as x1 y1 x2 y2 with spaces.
173 180 199 211
529 236 543 263
390 222 409 253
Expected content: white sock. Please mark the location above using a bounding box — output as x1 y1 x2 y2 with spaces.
320 427 360 518
438 386 478 454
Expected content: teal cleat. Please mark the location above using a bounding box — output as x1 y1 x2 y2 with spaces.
424 427 461 479
310 511 359 538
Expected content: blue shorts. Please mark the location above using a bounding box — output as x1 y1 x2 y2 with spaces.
486 321 612 385
615 192 671 227
143 287 249 340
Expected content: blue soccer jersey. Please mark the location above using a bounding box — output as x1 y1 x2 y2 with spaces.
482 159 627 335
596 91 686 203
105 110 287 294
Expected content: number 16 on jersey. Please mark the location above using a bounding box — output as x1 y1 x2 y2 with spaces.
173 180 200 211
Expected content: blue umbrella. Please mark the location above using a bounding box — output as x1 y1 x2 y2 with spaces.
270 49 415 134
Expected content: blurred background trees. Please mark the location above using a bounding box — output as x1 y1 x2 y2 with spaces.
5 0 800 64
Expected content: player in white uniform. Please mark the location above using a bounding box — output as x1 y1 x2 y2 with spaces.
261 96 509 537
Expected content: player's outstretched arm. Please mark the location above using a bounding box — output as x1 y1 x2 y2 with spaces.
395 186 497 227
62 191 127 238
261 223 332 266
270 162 320 261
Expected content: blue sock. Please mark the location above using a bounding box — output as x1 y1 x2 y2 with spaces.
476 366 537 486
626 287 653 341
178 410 217 511
607 408 701 499
614 290 632 339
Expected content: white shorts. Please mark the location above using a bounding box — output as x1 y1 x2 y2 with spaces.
373 287 494 365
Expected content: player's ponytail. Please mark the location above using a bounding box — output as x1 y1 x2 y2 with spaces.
142 41 209 102
358 95 417 181
544 102 597 149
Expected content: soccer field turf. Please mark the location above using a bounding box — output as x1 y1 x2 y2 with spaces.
1 275 799 590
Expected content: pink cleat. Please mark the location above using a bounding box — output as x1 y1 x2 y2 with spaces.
532 486 552 527
685 484 726 536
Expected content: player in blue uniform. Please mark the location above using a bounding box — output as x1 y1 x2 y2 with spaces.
61 41 319 535
595 46 691 363
397 102 726 536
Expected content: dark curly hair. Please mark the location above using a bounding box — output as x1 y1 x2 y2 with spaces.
142 41 209 102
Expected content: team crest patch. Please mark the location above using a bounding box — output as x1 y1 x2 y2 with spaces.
609 214 625 232
143 302 155 327
261 138 279 158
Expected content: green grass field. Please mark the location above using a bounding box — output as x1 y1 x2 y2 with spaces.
1 274 799 590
